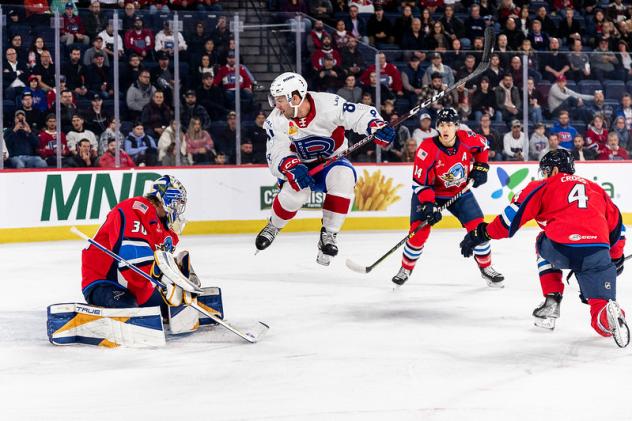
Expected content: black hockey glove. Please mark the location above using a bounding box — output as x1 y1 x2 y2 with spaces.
460 222 491 258
469 162 489 188
613 256 625 276
416 202 442 226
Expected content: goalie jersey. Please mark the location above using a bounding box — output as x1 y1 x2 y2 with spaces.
81 197 179 305
264 91 381 179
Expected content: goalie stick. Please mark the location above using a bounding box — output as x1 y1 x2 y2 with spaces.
70 227 269 343
346 180 474 274
308 26 495 177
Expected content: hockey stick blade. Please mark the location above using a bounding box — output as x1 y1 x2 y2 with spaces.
345 258 370 273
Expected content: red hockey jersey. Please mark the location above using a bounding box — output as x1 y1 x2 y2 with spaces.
487 173 625 258
413 129 489 202
81 197 179 305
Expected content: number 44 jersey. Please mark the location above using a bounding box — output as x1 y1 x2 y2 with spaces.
486 173 625 254
264 91 381 178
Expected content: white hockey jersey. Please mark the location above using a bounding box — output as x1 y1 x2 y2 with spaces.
264 91 382 178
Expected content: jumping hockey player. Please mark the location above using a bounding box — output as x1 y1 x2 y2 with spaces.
255 72 395 265
392 107 504 287
460 150 629 347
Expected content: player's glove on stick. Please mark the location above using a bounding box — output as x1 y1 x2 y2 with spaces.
369 119 396 149
469 162 489 188
613 256 625 276
460 222 491 257
279 156 315 192
416 202 442 226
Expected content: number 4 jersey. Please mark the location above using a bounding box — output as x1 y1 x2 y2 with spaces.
486 173 625 256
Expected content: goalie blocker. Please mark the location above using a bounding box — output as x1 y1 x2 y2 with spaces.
47 287 224 348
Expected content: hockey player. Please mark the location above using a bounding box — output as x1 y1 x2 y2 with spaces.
81 174 193 312
255 72 395 265
392 107 504 287
460 150 629 347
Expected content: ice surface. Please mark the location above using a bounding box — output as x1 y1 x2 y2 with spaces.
1 229 631 421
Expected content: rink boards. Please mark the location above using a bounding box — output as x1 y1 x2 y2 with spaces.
0 162 631 243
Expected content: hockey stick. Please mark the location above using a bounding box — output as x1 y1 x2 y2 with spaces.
70 227 269 343
565 253 632 283
308 27 495 177
345 180 474 274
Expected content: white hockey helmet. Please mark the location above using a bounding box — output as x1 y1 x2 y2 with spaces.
268 72 308 117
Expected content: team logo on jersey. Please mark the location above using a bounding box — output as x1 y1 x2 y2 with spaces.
288 121 298 136
292 136 336 160
439 163 467 188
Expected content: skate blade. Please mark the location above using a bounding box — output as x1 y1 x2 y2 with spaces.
316 251 332 266
534 316 556 330
486 279 505 288
607 301 630 348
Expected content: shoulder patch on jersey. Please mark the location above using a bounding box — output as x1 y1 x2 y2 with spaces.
417 149 428 160
133 201 149 214
288 120 298 136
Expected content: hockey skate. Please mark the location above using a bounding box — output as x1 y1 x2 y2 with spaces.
479 266 505 288
316 227 338 266
532 293 562 330
605 300 630 348
392 267 412 286
255 220 280 252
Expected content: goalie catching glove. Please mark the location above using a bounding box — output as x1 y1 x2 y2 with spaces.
151 250 203 306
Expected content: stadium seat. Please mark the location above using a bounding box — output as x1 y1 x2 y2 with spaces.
536 81 551 100
604 80 625 100
578 80 602 95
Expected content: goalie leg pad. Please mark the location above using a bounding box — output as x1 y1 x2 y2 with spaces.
197 287 224 326
47 303 165 347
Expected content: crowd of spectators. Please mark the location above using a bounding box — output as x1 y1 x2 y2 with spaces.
1 0 267 168
277 0 632 161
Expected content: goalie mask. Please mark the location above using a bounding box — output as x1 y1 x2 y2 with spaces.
268 72 308 118
147 175 187 234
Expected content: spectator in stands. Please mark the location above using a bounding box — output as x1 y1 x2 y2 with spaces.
341 36 366 79
37 113 70 167
127 70 156 120
550 110 577 150
412 113 438 145
444 38 466 72
503 120 528 161
239 140 259 165
471 76 495 121
191 53 216 89
526 77 544 125
84 36 110 67
195 72 224 120
210 16 231 52
307 20 328 53
589 90 614 126
125 122 158 166
591 37 624 83
615 93 632 130
465 4 486 42
246 111 268 163
478 113 503 161
419 8 434 37
181 90 211 132
9 35 27 64
122 2 138 31
83 94 110 137
310 0 334 21
330 0 348 15
61 2 89 46
441 5 466 48
32 50 55 92
124 16 155 60
155 21 188 59
141 91 173 139
360 52 403 97
398 138 418 162
214 152 227 165
421 72 456 115
67 113 98 155
360 92 373 106
24 0 51 27
25 77 48 114
482 54 503 89
19 91 44 133
426 21 451 52
3 48 28 101
59 90 76 132
456 54 478 92
158 120 189 166
337 74 362 103
567 38 591 82
528 19 549 52
494 73 521 123
184 116 215 165
599 132 630 160
541 38 570 83
367 5 394 46
63 48 88 99
616 40 632 82
333 20 352 50
400 18 425 51
98 22 124 61
98 118 123 154
99 137 136 169
27 36 46 69
612 115 632 151
393 5 413 46
187 22 209 57
86 51 113 99
121 54 144 92
516 5 530 37
422 52 454 87
529 122 549 160
84 1 106 40
557 8 582 46
316 54 344 93
71 138 97 167
547 74 593 118
585 114 608 152
534 6 557 37
216 111 237 163
501 17 525 51
213 50 255 112
543 133 561 157
311 34 342 73
572 134 598 161
497 0 520 27
5 111 47 168
345 5 368 44
494 34 511 68
401 55 424 104
152 52 175 102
